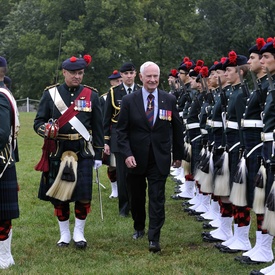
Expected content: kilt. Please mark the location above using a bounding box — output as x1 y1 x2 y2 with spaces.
38 155 94 204
0 165 19 220
189 128 203 175
243 129 262 207
262 141 274 202
213 128 223 148
227 130 240 189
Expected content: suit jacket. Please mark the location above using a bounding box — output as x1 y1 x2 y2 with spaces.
103 83 140 152
116 89 184 175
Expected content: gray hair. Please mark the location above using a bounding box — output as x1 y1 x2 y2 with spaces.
140 61 160 75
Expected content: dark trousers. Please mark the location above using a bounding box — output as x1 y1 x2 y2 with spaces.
127 147 167 242
114 152 130 216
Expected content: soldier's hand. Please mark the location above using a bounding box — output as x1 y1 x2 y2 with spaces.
172 160 182 168
104 144 110 155
125 156 137 168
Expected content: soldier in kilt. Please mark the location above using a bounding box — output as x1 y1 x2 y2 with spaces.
250 39 275 275
34 55 104 249
238 38 274 265
202 58 234 241
0 56 19 269
216 52 251 253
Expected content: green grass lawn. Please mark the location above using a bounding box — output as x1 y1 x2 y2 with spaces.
2 112 269 275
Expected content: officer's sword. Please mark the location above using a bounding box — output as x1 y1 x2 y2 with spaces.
96 168 104 221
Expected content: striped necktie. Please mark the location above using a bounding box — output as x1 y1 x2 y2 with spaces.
146 94 154 127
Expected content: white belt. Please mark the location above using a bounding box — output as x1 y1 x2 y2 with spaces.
200 129 208 135
226 120 239 130
179 111 183 118
186 123 200 130
261 132 274 142
241 119 263 128
211 121 223 128
206 119 212 126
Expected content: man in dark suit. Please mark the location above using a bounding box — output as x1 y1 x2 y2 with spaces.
103 62 140 217
116 61 184 253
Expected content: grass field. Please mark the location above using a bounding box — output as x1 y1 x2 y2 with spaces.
1 112 270 275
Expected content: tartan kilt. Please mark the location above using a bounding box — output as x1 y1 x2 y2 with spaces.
227 130 240 189
262 141 274 202
189 128 203 175
243 129 262 207
0 165 19 220
38 156 94 204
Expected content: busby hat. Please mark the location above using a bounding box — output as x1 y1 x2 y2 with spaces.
209 61 219 73
62 55 92 71
189 60 204 77
178 56 195 72
222 51 247 69
214 57 227 71
249 37 266 55
0 56 7 67
169 69 178 78
260 38 275 54
120 62 136 73
108 70 121 79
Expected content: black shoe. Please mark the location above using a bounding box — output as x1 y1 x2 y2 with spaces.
132 230 145 240
196 216 206 222
234 255 249 262
182 201 190 207
202 222 217 229
240 257 264 265
219 246 241 253
188 209 203 216
201 231 211 237
74 240 87 249
250 270 264 275
214 243 227 250
149 241 161 253
203 235 223 243
171 194 185 200
57 241 69 247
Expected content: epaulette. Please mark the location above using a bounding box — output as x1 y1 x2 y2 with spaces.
45 83 59 91
84 85 99 93
137 84 142 88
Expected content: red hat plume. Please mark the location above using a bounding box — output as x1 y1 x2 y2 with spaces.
256 37 266 50
170 69 178 77
183 56 190 63
196 60 204 67
200 66 209 78
228 51 237 65
267 37 274 43
220 57 227 64
83 54 92 66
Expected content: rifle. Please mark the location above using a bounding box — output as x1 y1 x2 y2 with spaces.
218 77 227 112
237 66 250 98
202 77 215 105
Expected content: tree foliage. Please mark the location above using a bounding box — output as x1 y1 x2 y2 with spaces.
0 0 274 99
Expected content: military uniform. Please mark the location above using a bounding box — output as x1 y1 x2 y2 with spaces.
34 55 103 249
103 81 140 216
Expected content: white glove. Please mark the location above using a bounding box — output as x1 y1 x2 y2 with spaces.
93 160 102 169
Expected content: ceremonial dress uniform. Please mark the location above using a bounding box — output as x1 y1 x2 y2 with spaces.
0 56 19 269
34 55 104 249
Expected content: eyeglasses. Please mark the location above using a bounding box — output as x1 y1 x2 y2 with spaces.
67 70 85 76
